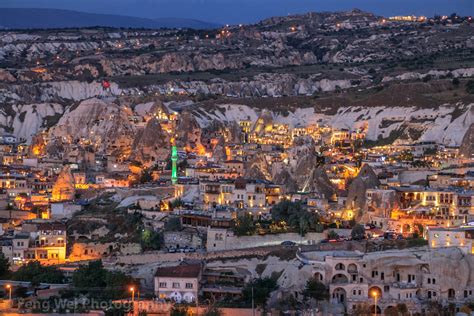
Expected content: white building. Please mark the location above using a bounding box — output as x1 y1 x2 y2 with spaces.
427 225 474 253
154 263 202 303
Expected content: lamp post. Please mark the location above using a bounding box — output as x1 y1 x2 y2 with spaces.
130 286 135 303
6 284 12 301
371 290 378 316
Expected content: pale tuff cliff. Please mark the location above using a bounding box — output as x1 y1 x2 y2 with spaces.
459 124 474 159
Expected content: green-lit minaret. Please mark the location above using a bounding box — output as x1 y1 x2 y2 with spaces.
171 138 178 185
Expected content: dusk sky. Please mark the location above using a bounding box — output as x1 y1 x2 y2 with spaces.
0 0 472 24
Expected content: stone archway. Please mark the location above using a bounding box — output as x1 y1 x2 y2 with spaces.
169 291 183 302
332 287 347 303
183 292 195 303
332 273 349 284
368 286 382 299
348 263 358 274
448 288 455 299
335 263 346 271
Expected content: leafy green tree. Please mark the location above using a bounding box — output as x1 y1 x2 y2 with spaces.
72 260 107 291
234 213 256 236
104 270 136 299
351 224 366 240
12 261 64 285
242 277 278 308
303 278 329 302
271 200 319 235
164 217 182 231
0 253 10 278
141 229 162 250
72 260 137 299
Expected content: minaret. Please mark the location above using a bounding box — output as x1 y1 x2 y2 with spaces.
171 137 178 185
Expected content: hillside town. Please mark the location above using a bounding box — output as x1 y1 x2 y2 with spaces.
0 5 473 316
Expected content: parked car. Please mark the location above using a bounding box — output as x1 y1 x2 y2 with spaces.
281 241 296 246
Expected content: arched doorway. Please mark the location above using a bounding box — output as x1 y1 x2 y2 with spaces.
368 286 382 299
348 263 358 274
332 287 346 303
448 288 455 299
335 263 346 271
169 291 183 302
183 292 195 303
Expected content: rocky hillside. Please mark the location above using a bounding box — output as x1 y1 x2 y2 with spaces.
0 10 473 146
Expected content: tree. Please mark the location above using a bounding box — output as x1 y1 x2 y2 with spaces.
303 278 329 302
164 217 182 231
139 169 153 183
14 286 28 298
415 223 424 236
466 80 474 94
327 230 339 240
12 261 64 285
234 213 256 236
141 229 162 250
397 303 409 316
271 200 319 235
242 277 278 308
0 253 10 278
72 260 137 299
352 303 373 316
104 270 136 299
170 306 188 316
72 260 107 291
384 306 399 316
351 224 366 240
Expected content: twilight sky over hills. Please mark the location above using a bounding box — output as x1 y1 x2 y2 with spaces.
0 0 472 24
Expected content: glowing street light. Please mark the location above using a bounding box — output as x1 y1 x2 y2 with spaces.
6 284 12 301
371 290 378 316
130 286 135 303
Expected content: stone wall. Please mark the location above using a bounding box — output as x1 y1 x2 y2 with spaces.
207 228 351 251
69 242 141 261
163 229 203 248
